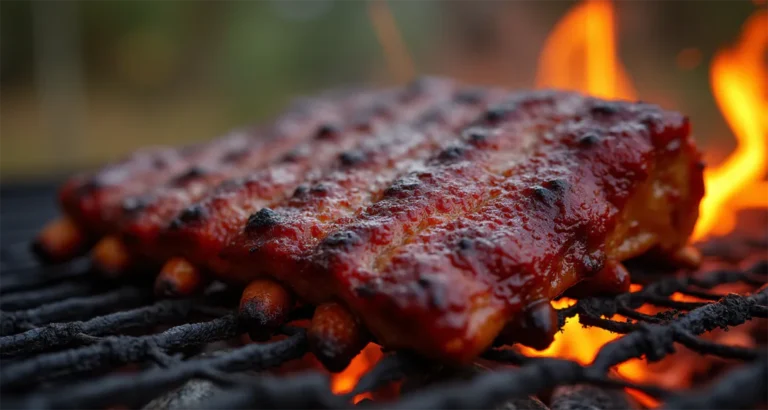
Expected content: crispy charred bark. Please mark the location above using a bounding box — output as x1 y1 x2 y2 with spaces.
301 93 703 363
159 78 458 280
220 87 507 293
495 301 559 350
114 88 394 265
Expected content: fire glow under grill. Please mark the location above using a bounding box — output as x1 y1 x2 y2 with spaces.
0 183 766 409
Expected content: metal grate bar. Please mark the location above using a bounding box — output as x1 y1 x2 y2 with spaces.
592 290 767 372
0 281 99 311
660 357 767 410
0 286 151 335
195 373 340 410
0 257 91 294
0 298 205 358
5 329 308 409
673 329 763 360
0 314 239 389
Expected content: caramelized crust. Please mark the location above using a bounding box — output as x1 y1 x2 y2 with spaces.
222 91 591 298
155 257 207 297
239 279 295 341
118 88 410 259
153 79 458 266
309 302 371 372
329 100 701 362
217 87 508 283
220 93 703 362
56 88 371 237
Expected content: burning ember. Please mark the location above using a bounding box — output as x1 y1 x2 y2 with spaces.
332 343 384 403
329 0 767 404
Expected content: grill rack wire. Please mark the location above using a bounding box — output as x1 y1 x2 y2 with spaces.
0 184 766 410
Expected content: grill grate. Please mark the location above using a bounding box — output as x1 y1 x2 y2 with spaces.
1 183 766 409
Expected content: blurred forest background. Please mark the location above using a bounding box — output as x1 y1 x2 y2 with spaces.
0 0 760 181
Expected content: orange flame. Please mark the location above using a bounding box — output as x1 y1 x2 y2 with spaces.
517 299 649 391
536 0 635 100
692 10 768 240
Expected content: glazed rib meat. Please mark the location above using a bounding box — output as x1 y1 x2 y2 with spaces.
56 87 370 238
218 91 704 362
175 87 507 278
39 80 705 366
119 79 457 261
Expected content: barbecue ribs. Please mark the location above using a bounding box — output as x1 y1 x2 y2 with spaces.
35 78 705 368
37 87 378 261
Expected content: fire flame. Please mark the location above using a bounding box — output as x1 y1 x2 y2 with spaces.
692 10 768 240
535 0 636 100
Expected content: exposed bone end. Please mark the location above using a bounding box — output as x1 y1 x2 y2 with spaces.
566 260 632 298
32 217 87 263
670 245 702 269
91 236 132 278
494 300 558 350
238 279 294 341
308 302 370 372
156 258 207 298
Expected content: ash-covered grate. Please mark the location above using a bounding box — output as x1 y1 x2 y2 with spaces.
1 183 766 410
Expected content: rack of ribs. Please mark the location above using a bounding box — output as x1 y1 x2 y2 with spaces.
219 90 704 367
88 78 458 276
161 86 507 291
34 86 381 262
34 79 705 370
